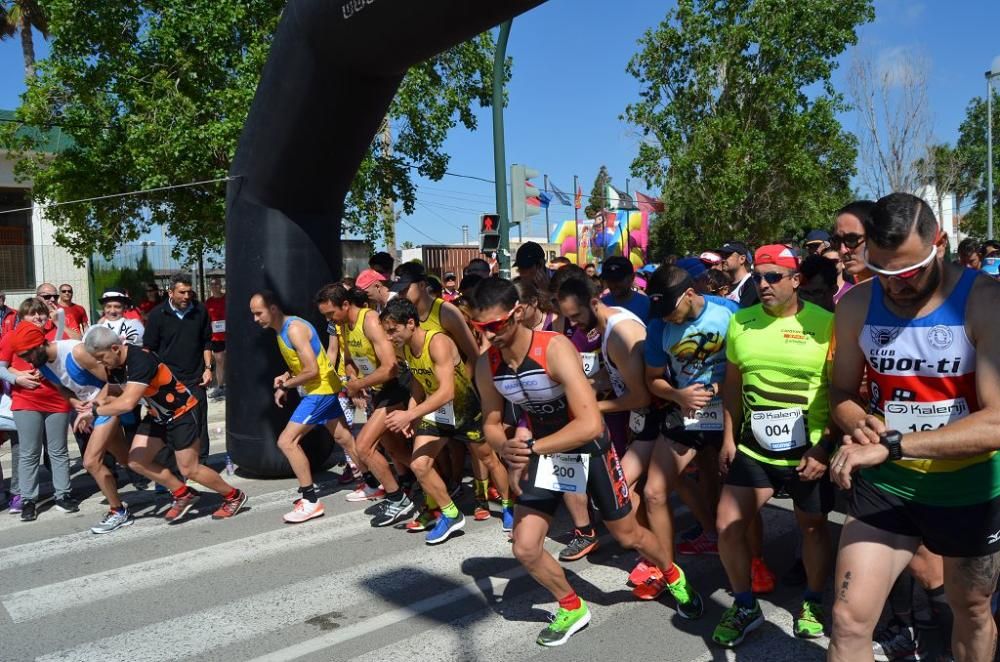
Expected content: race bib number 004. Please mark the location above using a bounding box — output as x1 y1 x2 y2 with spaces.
684 400 723 431
884 398 969 434
750 408 806 452
534 453 589 493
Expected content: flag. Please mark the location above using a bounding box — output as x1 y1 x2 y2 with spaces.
609 184 634 210
574 185 582 210
635 191 665 213
606 184 619 211
548 181 572 206
538 191 552 209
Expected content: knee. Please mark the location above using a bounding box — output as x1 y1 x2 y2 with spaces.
126 453 145 473
716 511 746 543
512 539 543 567
83 453 104 474
410 455 434 477
276 434 298 453
642 482 668 508
831 600 877 643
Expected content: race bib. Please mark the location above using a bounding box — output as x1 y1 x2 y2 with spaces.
629 411 646 434
534 453 589 493
580 352 601 378
353 355 376 376
211 320 226 333
884 399 970 435
750 408 807 452
423 401 456 426
684 400 724 431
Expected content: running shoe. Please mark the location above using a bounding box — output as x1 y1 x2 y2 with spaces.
632 566 666 600
8 494 23 514
536 601 591 647
371 496 416 527
54 497 80 513
559 529 599 562
164 489 201 522
473 500 491 521
338 467 358 485
283 499 324 523
872 618 919 661
501 506 514 532
487 485 501 503
664 566 704 619
406 507 440 532
426 511 465 545
712 601 764 648
345 484 385 502
20 500 36 522
91 507 134 534
677 532 719 556
751 557 776 594
627 557 653 586
794 600 825 639
212 490 248 519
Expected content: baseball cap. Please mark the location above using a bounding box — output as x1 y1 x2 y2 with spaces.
463 259 491 279
754 244 800 270
99 290 130 305
8 323 46 354
355 269 387 291
647 266 696 318
675 257 707 280
805 230 831 245
369 251 394 272
390 262 427 293
717 241 752 264
514 242 546 269
600 256 635 281
699 251 722 266
444 272 457 282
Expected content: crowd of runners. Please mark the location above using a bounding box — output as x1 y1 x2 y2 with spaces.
2 191 1000 659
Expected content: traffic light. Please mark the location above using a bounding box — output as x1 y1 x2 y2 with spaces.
510 164 541 228
479 212 500 253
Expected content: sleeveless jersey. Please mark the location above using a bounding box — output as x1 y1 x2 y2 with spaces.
726 302 833 466
601 308 645 397
403 330 477 421
420 298 445 335
39 340 104 402
277 316 341 395
859 268 997 506
345 308 383 381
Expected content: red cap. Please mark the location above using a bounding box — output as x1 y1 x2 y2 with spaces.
355 269 387 290
8 323 46 354
699 251 722 266
754 244 799 270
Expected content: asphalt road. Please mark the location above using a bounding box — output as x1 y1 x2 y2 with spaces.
0 400 842 662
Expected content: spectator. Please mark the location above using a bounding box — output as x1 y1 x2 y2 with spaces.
804 230 831 255
369 251 395 279
137 283 161 320
463 258 492 280
0 291 15 339
94 291 145 346
36 283 79 340
583 263 598 278
717 241 759 308
957 237 981 270
514 241 549 291
441 273 459 302
143 273 214 462
57 284 88 336
697 268 733 298
600 256 650 320
204 278 227 401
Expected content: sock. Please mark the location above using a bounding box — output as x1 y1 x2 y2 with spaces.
441 501 459 519
386 488 403 502
223 488 239 501
171 485 190 499
803 590 823 604
501 498 514 509
299 484 318 503
577 522 595 538
889 573 914 624
734 591 755 608
663 563 682 584
425 494 439 510
558 591 582 611
474 479 489 500
363 471 380 489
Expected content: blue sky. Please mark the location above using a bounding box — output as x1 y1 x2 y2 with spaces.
1 0 999 249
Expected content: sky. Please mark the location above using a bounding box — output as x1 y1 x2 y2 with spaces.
1 0 999 249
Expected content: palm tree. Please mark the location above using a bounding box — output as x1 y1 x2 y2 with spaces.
0 0 48 79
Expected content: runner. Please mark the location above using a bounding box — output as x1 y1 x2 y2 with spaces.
315 283 417 527
83 326 247 522
712 244 835 647
204 278 227 400
831 200 876 303
827 192 1000 662
470 277 703 647
250 290 357 524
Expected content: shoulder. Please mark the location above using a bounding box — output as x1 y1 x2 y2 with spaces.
968 273 1000 341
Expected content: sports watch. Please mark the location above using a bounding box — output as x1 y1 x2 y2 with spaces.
879 430 903 462
523 437 536 454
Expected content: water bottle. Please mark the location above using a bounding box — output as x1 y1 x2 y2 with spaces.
225 454 235 476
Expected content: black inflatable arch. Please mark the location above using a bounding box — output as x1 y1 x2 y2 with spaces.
225 0 546 476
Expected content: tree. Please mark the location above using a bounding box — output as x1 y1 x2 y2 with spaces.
849 48 933 198
624 0 872 255
584 165 611 219
954 92 1000 239
400 240 416 249
914 143 969 226
1 1 506 263
0 0 47 79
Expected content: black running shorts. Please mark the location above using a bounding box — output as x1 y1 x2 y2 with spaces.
517 446 632 522
136 409 201 452
725 448 834 515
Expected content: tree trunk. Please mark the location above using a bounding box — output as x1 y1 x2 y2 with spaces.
20 12 36 79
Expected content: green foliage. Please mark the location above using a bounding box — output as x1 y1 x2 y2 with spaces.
91 246 156 313
1 1 504 263
584 165 610 219
625 0 872 255
955 92 1000 238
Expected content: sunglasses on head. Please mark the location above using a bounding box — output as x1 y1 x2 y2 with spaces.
863 243 937 281
40 294 59 301
469 304 518 334
830 233 865 250
751 272 792 285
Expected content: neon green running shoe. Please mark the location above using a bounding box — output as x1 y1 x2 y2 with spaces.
794 600 826 639
664 565 704 619
712 601 764 648
536 600 591 647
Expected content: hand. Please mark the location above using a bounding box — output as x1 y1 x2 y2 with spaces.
829 443 889 490
74 400 91 416
385 410 414 435
200 368 213 387
503 435 532 470
14 373 41 390
718 441 737 476
842 415 885 446
345 379 365 398
273 374 288 390
351 396 367 412
73 414 94 434
796 444 830 482
673 384 713 416
273 388 286 409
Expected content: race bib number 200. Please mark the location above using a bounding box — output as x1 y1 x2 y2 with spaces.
750 408 806 452
534 453 589 493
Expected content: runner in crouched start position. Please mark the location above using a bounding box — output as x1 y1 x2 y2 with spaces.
470 277 702 648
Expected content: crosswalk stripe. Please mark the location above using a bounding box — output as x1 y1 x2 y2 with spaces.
2 507 375 623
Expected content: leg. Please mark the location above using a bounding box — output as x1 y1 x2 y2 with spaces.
620 441 655 493
511 506 574 599
12 411 43 502
694 447 721 532
563 492 592 529
354 407 399 493
604 509 675 573
276 421 317 487
794 507 832 595
716 485 772 594
470 441 509 499
828 517 918 662
943 554 1000 662
9 431 20 497
84 419 126 510
409 435 450 508
642 439 695 570
128 434 184 491
213 350 226 389
174 445 236 495
42 412 72 500
324 416 362 474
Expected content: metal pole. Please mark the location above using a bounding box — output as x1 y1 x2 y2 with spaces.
989 72 994 241
543 174 551 243
574 174 581 266
493 20 513 277
624 178 631 260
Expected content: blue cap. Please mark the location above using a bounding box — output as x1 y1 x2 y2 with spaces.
676 257 707 279
983 256 1000 277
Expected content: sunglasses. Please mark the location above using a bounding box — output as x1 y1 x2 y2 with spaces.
469 304 518 334
751 272 792 285
60 289 72 294
40 294 59 301
863 243 937 281
830 233 865 250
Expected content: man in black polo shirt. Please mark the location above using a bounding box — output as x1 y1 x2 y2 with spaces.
143 273 214 461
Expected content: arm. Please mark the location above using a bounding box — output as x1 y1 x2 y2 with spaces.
346 312 398 395
94 382 147 417
441 301 480 364
475 353 509 454
719 359 743 473
279 322 320 390
531 335 605 455
199 308 213 386
598 322 651 414
828 283 873 441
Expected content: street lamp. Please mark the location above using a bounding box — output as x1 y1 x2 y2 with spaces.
987 55 1000 241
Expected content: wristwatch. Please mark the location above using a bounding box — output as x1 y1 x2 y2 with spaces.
91 402 100 418
879 430 903 462
524 437 536 454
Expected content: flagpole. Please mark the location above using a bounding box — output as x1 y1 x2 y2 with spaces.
543 174 551 244
624 178 632 261
573 174 580 266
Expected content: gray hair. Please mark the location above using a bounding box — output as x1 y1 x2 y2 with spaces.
84 325 122 353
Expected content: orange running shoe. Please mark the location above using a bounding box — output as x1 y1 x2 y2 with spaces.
751 557 776 594
632 566 666 600
212 490 248 520
627 557 653 586
473 500 491 521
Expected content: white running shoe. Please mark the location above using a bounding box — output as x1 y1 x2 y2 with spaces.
283 499 325 523
345 484 386 502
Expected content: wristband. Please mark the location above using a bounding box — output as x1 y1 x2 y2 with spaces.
524 437 536 454
91 402 100 418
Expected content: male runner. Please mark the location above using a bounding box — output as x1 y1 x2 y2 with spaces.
315 283 417 527
251 290 358 523
470 277 703 648
827 192 1000 662
11 325 135 533
83 326 247 522
712 244 835 647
